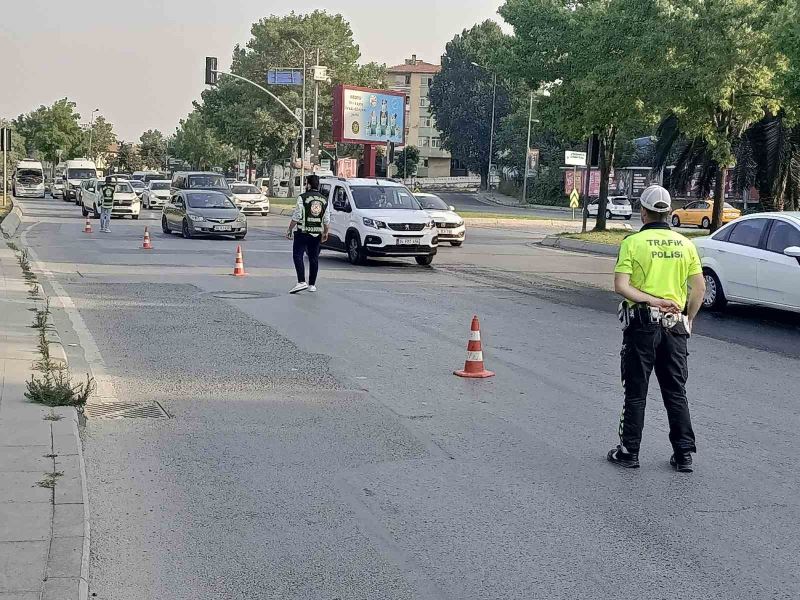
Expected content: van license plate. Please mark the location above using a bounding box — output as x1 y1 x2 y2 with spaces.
215 225 232 232
397 238 417 245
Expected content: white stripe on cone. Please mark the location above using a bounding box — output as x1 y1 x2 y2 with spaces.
466 351 483 362
469 331 481 341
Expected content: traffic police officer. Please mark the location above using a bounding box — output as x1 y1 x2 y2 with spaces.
100 176 115 233
607 185 706 473
286 174 330 294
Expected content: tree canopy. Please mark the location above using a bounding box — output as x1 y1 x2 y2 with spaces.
14 99 83 163
429 20 513 190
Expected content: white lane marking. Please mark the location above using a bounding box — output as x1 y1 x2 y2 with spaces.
21 224 118 405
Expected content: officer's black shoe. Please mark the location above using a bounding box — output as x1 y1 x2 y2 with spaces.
607 445 639 469
670 452 693 473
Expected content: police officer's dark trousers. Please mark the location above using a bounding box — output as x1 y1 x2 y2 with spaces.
620 321 696 454
292 231 321 285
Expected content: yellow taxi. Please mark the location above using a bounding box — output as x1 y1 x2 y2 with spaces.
670 199 741 229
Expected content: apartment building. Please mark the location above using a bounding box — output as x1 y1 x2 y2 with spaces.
388 55 452 178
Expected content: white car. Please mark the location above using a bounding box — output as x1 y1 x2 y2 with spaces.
414 192 466 246
318 177 438 266
142 180 171 210
693 212 800 313
587 196 633 220
230 183 270 216
81 179 141 220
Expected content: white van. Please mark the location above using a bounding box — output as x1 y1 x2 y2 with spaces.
63 159 98 203
12 160 45 198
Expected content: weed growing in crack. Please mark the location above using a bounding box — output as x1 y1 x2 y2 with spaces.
43 409 63 421
36 471 64 489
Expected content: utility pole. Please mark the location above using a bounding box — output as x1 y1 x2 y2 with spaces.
291 40 308 186
1 128 8 207
488 72 497 193
581 135 595 234
522 92 534 204
313 48 320 130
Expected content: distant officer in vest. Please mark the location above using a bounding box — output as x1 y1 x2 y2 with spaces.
286 174 330 294
100 176 115 233
608 185 706 473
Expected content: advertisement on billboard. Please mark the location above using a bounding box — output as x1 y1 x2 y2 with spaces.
333 85 406 145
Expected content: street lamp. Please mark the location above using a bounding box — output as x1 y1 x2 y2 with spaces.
472 62 497 192
87 108 99 160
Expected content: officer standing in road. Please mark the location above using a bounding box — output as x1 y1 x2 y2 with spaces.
607 185 706 473
100 176 114 233
286 174 330 294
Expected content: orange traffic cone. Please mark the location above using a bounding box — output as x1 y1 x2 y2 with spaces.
83 217 93 234
232 245 247 277
142 227 152 249
454 315 495 378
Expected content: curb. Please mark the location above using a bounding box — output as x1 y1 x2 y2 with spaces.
0 198 23 238
14 220 91 600
540 235 620 256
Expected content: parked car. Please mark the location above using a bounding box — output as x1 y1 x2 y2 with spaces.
161 190 246 239
414 192 465 246
254 177 270 195
142 180 171 210
587 196 632 220
51 180 65 199
230 183 270 216
318 177 438 266
671 200 741 229
693 212 800 313
81 179 141 219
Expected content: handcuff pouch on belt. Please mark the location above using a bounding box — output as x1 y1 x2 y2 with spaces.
618 302 690 334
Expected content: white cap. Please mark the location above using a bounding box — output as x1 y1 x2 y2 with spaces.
639 185 672 213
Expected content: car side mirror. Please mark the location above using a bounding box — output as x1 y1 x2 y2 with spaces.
784 246 800 265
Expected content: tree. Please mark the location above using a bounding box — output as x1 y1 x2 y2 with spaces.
500 0 659 230
172 110 234 171
14 98 83 163
73 116 116 163
394 146 420 178
429 21 513 190
641 0 785 229
138 129 167 170
115 142 142 173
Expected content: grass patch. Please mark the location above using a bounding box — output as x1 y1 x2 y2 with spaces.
269 197 295 208
36 471 63 489
560 229 709 246
459 211 549 220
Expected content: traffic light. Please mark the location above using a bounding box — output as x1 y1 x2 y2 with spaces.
205 57 218 85
310 128 320 165
0 128 10 151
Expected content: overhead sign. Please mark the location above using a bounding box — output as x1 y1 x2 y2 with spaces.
332 85 406 145
267 69 303 86
565 151 587 166
569 188 580 208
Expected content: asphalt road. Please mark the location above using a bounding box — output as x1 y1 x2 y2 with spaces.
15 196 800 599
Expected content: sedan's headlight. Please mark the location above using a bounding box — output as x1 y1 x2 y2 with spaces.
363 217 387 229
236 214 246 222
455 219 464 227
188 214 204 222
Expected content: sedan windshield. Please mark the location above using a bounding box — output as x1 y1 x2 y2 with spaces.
188 175 228 189
129 181 146 189
231 184 260 195
187 192 234 209
113 183 133 193
150 182 170 190
351 186 420 210
415 194 449 210
67 169 95 179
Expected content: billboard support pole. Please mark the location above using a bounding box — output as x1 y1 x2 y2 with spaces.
581 135 594 234
363 145 377 178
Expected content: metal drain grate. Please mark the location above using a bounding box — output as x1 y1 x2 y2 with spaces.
84 402 169 419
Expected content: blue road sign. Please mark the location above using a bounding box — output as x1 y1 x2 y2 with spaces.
267 69 303 86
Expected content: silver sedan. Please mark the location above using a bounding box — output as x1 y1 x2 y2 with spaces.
161 190 247 240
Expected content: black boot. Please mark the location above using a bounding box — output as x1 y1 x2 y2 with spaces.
607 445 639 469
670 452 693 473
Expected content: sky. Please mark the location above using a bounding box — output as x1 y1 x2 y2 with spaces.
0 0 504 141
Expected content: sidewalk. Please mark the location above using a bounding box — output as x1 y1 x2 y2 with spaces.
0 242 88 600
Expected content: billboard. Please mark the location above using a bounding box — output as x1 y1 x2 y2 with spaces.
333 85 406 145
